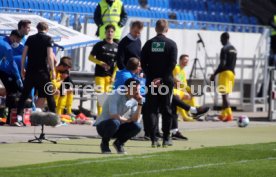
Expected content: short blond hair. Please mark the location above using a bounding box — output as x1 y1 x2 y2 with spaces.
155 19 168 34
36 22 48 31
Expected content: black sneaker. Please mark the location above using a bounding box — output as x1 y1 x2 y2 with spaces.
113 140 126 154
151 140 161 148
100 143 111 154
191 106 210 119
172 131 188 140
162 138 173 148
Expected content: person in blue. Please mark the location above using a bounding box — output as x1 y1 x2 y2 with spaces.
0 30 23 94
113 57 142 90
0 30 24 125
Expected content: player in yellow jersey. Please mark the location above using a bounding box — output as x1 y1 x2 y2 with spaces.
173 54 198 121
210 32 237 122
52 57 73 115
89 24 118 115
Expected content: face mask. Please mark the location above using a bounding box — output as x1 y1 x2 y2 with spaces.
11 42 19 48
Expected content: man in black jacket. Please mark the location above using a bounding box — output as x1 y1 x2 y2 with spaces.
141 19 177 147
116 21 144 70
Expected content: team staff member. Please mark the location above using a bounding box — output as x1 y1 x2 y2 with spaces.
141 19 177 147
210 32 237 122
116 21 144 70
94 78 142 154
13 20 32 56
0 30 23 125
0 30 23 94
16 22 56 126
94 0 127 42
89 24 118 115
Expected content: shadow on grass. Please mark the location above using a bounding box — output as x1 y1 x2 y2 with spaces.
11 133 101 140
45 150 102 155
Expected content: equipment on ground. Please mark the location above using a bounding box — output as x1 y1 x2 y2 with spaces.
28 112 60 144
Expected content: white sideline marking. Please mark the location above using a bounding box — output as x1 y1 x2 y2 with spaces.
112 157 276 177
2 155 160 172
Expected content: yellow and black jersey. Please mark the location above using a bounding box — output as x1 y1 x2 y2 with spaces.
90 40 118 77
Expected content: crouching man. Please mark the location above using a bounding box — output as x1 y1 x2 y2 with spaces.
94 78 142 154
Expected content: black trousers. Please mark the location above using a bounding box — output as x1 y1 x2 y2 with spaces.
171 95 191 129
0 71 21 95
143 94 191 134
17 71 56 117
0 71 22 124
145 84 173 142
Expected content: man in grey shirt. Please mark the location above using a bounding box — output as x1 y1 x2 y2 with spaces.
94 78 142 154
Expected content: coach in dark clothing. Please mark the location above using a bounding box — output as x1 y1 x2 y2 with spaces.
16 22 56 126
141 19 177 147
116 21 144 70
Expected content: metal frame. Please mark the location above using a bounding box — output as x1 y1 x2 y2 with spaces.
268 69 276 121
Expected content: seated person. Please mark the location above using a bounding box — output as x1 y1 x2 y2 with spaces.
52 57 73 115
55 70 74 115
173 54 199 121
94 78 142 154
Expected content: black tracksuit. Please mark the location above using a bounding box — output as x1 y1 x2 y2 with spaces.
141 34 177 142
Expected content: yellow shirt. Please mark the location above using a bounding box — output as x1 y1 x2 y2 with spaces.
173 65 191 92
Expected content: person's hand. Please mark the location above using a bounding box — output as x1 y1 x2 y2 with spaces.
174 80 182 89
152 78 162 87
54 89 60 96
67 89 73 93
101 63 110 71
21 69 26 80
210 74 215 82
139 72 144 78
183 93 192 100
16 79 23 90
118 116 130 123
52 71 56 80
110 77 115 84
134 92 143 104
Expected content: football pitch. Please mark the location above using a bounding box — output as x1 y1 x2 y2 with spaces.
1 121 276 177
1 142 276 177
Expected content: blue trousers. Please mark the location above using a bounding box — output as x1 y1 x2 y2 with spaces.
96 119 141 144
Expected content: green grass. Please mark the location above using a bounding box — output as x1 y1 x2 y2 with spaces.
1 142 276 177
